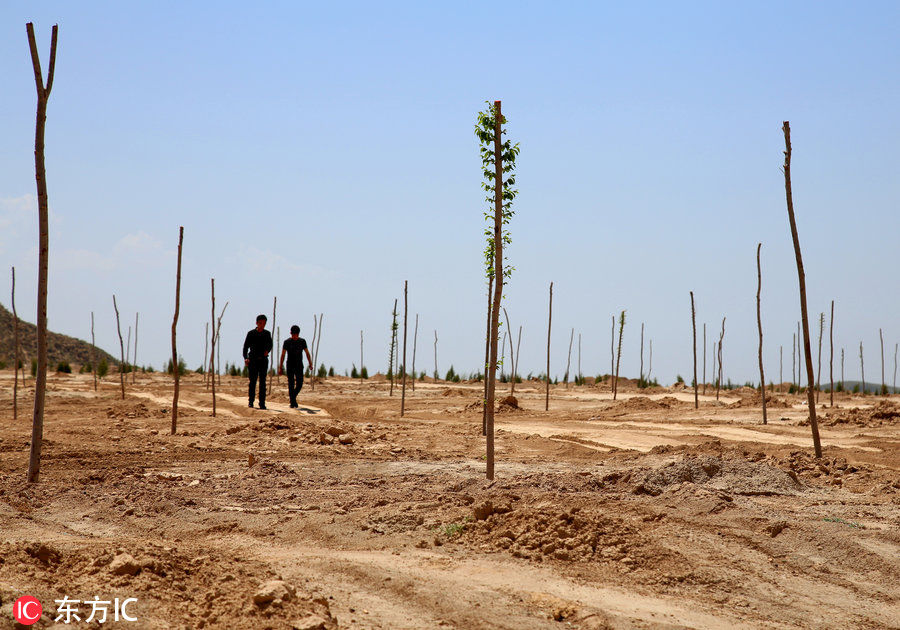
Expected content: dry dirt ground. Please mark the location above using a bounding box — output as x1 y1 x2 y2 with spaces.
0 371 898 629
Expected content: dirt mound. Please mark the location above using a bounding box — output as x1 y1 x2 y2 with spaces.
632 455 804 496
728 392 792 408
823 400 900 427
106 401 159 420
614 396 681 411
460 506 684 574
0 541 336 629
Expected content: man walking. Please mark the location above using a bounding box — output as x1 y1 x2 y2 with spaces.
243 314 273 409
279 324 313 408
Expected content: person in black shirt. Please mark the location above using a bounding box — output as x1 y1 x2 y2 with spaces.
243 314 273 409
279 324 313 408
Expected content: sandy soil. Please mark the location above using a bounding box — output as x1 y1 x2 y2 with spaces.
0 372 898 629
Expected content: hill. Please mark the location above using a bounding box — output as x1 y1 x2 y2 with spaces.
0 302 118 367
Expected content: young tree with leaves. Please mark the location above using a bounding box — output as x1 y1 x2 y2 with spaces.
475 100 519 480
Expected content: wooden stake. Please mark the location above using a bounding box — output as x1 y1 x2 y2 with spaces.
691 292 698 409
171 226 183 435
565 327 574 389
894 343 898 393
133 312 139 384
639 323 644 387
578 332 582 383
829 301 834 407
12 267 19 421
610 315 615 380
433 330 438 380
545 282 553 410
411 313 418 391
792 332 796 390
125 325 131 381
113 295 126 400
401 280 408 416
210 279 216 417
702 323 706 395
360 330 364 383
271 297 277 389
880 328 885 396
91 311 97 392
816 312 824 403
756 243 767 424
313 313 323 388
782 121 822 457
860 342 865 396
26 21 58 483
779 345 783 394
841 348 845 391
647 339 653 383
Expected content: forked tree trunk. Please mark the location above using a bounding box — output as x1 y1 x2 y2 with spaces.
171 226 183 435
545 282 553 410
401 281 408 417
411 313 418 391
565 327 573 389
482 276 493 435
91 311 97 392
210 279 216 417
26 22 58 483
716 318 725 401
691 292 698 409
782 121 822 457
310 314 317 379
12 267 19 420
614 310 625 401
756 243 767 424
816 312 824 403
484 100 505 481
113 295 126 400
829 301 834 407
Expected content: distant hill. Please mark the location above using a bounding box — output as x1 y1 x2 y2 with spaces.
0 302 118 367
839 380 899 395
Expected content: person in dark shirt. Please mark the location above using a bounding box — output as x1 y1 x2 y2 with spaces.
243 314 273 409
279 324 313 408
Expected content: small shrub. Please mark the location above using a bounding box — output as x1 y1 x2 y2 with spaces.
196 365 205 374
328 366 335 377
31 359 38 377
98 359 109 379
56 361 71 373
0 360 6 370
317 364 327 378
145 365 155 373
852 384 860 393
351 365 359 379
445 365 458 382
835 382 844 392
361 366 369 379
165 357 186 376
675 374 684 384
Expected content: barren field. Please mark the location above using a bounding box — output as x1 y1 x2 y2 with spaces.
1 371 898 629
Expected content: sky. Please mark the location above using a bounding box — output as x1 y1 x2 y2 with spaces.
1 1 899 386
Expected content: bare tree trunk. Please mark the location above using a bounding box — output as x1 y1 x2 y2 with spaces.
203 322 209 389
312 313 323 389
433 330 438 380
214 301 228 393
702 323 706 395
880 328 885 396
545 282 553 410
779 345 783 394
639 322 645 387
113 295 126 401
389 301 397 396
91 311 97 392
614 310 625 401
860 342 865 396
647 339 653 383
609 315 616 380
578 332 582 383
565 327 573 389
841 348 845 391
716 318 725 401
171 226 183 435
401 281 408 416
792 332 796 391
270 297 277 389
691 292 698 409
411 313 418 391
502 308 516 396
797 321 802 386
26 22 58 483
894 343 898 393
816 312 824 403
125 325 131 381
499 331 507 382
210 279 216 417
484 100 505 481
829 301 834 406
756 243 767 424
360 330 364 383
12 267 19 420
133 313 139 383
482 276 493 436
782 121 822 457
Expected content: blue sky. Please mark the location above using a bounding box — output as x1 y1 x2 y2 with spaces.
2 2 899 385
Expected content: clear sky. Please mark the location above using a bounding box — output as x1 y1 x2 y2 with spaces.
1 1 899 386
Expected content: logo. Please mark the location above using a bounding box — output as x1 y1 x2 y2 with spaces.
13 596 43 625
